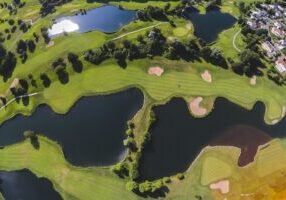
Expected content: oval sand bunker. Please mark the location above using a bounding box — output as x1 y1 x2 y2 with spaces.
189 97 207 117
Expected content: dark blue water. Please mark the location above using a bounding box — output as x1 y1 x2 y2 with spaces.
49 5 137 36
0 169 62 200
139 98 286 180
0 88 143 167
184 7 237 43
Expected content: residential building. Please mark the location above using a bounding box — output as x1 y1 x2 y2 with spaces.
275 56 286 73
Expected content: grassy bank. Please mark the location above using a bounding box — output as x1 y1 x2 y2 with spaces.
0 136 140 200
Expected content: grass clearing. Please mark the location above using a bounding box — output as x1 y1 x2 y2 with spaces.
256 140 286 177
201 157 232 185
173 27 189 37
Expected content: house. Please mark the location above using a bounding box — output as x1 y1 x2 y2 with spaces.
271 27 285 38
274 21 283 29
275 56 286 73
247 20 258 29
262 41 277 57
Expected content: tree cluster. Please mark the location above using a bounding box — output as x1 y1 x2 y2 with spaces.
16 39 36 63
85 27 209 69
0 44 17 80
39 0 72 16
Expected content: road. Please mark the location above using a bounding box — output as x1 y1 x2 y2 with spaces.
0 92 40 111
232 28 242 53
109 22 168 41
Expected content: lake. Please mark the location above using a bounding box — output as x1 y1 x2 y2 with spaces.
183 6 237 43
0 88 143 167
0 169 62 200
139 98 286 180
48 5 137 37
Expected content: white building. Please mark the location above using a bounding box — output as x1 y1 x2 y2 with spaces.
275 56 286 73
262 41 277 57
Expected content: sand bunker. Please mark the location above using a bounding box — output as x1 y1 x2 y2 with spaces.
250 76 256 85
189 97 207 116
210 180 230 194
201 70 212 83
148 66 164 77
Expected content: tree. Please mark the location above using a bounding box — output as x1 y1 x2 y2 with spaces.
238 2 246 13
201 46 212 60
23 130 35 138
67 52 83 73
114 49 127 68
27 39 36 53
126 181 138 192
231 62 244 75
40 73 51 88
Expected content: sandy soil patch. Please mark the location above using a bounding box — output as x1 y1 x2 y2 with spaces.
185 23 192 30
9 78 19 89
46 41 55 48
189 97 207 116
282 106 286 118
210 180 230 194
167 36 176 42
201 70 212 83
148 66 164 77
250 76 256 85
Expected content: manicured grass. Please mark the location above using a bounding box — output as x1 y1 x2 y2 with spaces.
1 57 285 125
256 140 286 177
173 27 189 37
201 157 232 185
166 139 286 199
213 24 245 61
0 136 140 200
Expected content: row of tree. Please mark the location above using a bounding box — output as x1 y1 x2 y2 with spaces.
85 27 229 70
0 44 17 81
39 0 72 16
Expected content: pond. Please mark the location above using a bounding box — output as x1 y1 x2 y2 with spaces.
183 7 237 43
0 88 143 167
48 5 137 37
139 98 286 181
0 169 62 200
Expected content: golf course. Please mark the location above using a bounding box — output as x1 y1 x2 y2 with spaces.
0 0 286 199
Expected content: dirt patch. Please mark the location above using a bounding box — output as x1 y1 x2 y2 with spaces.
185 23 192 30
210 180 230 194
167 36 176 42
281 106 286 119
201 70 212 83
148 66 164 77
210 125 272 167
250 76 257 85
9 78 19 89
189 97 207 117
46 41 55 48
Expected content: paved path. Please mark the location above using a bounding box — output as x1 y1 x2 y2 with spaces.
233 28 242 53
0 92 40 111
109 22 168 41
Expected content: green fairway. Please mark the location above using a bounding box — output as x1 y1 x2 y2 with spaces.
1 57 285 126
213 24 245 61
0 136 140 200
173 27 189 37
